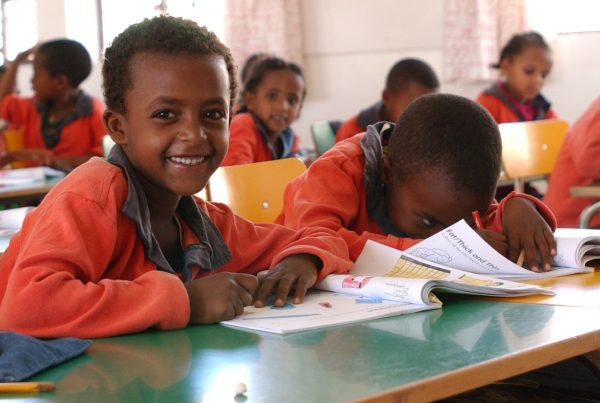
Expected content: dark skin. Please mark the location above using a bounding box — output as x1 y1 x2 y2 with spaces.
0 47 96 170
104 52 320 323
381 158 556 271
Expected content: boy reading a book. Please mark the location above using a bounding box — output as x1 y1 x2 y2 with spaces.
0 16 353 339
277 94 557 271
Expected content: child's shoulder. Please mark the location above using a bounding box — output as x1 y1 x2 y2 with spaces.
230 112 256 127
47 157 128 207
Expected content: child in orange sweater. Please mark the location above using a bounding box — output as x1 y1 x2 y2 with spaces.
477 32 557 123
0 16 352 339
277 94 557 270
0 39 105 170
222 56 305 166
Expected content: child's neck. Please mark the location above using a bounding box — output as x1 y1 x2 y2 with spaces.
47 88 80 122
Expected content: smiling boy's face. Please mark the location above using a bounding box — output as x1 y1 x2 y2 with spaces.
104 52 230 198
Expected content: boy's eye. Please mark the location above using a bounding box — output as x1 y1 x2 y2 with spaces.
205 109 226 120
266 91 279 101
287 95 299 106
421 217 434 227
152 110 175 120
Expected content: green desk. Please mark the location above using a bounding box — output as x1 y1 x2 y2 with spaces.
8 299 600 402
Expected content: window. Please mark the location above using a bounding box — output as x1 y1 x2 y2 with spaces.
527 0 600 35
0 0 37 64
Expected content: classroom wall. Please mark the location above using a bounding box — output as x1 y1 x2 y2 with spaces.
295 0 600 148
19 0 600 150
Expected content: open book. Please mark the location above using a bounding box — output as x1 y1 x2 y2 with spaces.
221 242 552 335
406 220 594 280
0 166 64 186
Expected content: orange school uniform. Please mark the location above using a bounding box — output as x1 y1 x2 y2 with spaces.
544 97 600 227
277 124 556 261
0 92 105 159
222 112 300 166
0 146 352 338
476 83 557 123
335 101 384 143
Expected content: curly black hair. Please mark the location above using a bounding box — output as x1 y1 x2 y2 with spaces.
385 58 439 94
492 31 550 69
102 15 237 113
37 39 91 87
387 93 501 199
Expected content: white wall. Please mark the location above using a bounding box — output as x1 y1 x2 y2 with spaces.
294 0 600 147
20 0 600 149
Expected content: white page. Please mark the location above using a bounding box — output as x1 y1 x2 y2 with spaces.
405 220 592 280
0 206 34 229
221 291 437 335
553 228 600 268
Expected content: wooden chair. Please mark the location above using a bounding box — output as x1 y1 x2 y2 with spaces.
203 158 307 223
311 120 341 156
499 119 569 193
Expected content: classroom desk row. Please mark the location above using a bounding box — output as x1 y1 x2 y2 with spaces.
2 271 596 403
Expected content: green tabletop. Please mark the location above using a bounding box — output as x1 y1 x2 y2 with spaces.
8 298 600 402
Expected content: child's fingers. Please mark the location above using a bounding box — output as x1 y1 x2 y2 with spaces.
522 238 541 272
234 273 259 294
253 275 277 307
273 275 295 306
293 276 315 304
534 230 553 271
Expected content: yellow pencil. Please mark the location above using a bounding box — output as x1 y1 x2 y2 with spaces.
0 381 55 393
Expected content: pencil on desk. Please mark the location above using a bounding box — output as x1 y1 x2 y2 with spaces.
516 249 526 267
0 381 55 393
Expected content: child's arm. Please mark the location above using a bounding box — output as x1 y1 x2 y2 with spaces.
202 200 354 310
0 178 191 338
277 150 421 260
482 192 556 271
0 47 34 102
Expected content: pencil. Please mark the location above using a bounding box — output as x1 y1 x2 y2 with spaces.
516 250 526 267
0 381 55 393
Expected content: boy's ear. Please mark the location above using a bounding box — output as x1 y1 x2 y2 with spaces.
382 88 391 106
499 58 510 76
103 109 127 145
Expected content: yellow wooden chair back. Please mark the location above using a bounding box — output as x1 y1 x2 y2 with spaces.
203 158 307 223
499 119 569 192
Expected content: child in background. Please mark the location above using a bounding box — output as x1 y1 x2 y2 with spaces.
335 58 439 143
221 56 305 166
0 16 352 339
544 96 600 227
277 94 557 271
477 32 556 123
0 39 105 170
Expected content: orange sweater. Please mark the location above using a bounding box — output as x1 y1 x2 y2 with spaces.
0 93 105 158
476 83 557 123
544 97 600 227
276 130 556 261
0 157 352 338
222 113 300 166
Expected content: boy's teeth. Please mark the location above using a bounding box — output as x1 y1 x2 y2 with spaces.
169 156 205 165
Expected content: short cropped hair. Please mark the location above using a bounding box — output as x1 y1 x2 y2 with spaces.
385 58 439 94
387 93 501 198
37 39 91 88
492 31 550 68
102 15 237 114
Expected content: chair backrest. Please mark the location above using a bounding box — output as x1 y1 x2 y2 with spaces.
311 120 341 156
499 119 569 192
204 158 307 223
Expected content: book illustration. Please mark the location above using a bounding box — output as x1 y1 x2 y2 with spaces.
342 275 372 288
409 247 452 265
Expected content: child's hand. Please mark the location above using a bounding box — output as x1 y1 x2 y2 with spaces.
475 229 508 256
185 272 258 324
503 197 556 272
14 46 37 64
11 149 55 166
254 254 321 308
